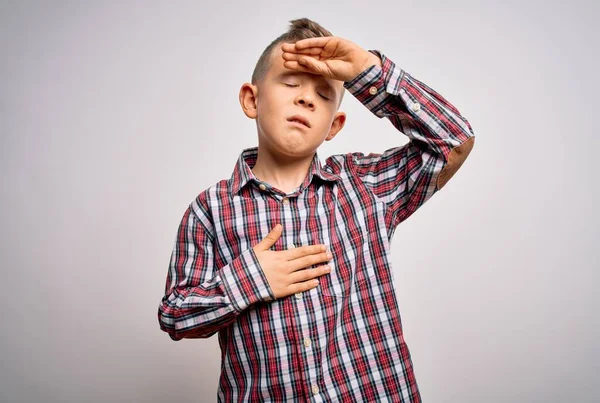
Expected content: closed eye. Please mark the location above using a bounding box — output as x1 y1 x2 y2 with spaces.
284 83 330 101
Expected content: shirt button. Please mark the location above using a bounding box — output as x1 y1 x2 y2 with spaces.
411 102 421 112
258 183 266 191
282 197 289 205
311 384 319 395
288 243 296 249
303 337 312 348
369 86 378 95
295 292 302 299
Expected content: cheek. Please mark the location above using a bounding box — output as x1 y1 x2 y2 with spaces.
260 91 287 114
257 96 287 130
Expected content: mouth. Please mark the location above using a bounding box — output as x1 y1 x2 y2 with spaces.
287 115 311 128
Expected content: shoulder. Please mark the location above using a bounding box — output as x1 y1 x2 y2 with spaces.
188 179 229 236
323 151 375 178
323 153 350 176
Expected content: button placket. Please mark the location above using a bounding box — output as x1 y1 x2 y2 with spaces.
289 244 302 299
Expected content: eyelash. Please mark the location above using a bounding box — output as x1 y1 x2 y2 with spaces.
284 83 330 101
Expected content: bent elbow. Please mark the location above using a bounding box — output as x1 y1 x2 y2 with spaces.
436 136 475 190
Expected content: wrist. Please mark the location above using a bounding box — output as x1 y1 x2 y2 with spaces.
352 52 382 79
366 51 382 68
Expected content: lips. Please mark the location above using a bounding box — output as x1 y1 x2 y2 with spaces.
287 115 311 128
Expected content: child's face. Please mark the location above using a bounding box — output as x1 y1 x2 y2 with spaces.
239 46 346 156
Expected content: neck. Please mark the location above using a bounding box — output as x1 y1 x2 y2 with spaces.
251 146 314 194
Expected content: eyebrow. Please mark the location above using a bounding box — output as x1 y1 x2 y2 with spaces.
277 70 336 94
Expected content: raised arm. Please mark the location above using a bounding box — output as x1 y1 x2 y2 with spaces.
281 38 475 230
339 49 476 228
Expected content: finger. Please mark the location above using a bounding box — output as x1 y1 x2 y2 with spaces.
293 37 331 50
287 251 332 273
283 57 325 75
282 51 324 65
281 41 326 54
282 60 316 75
280 42 297 52
282 47 322 56
297 56 327 75
282 244 326 260
281 52 301 62
291 278 320 294
289 264 331 284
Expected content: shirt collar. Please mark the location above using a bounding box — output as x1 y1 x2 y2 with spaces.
229 146 341 195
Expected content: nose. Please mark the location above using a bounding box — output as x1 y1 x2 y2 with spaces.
295 92 315 109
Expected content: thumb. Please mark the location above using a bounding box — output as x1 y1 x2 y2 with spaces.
254 223 282 251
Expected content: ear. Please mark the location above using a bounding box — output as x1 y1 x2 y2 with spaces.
324 112 346 141
239 83 258 119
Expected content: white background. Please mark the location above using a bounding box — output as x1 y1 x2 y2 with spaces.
1 0 598 402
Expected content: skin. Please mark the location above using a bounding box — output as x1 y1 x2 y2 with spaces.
238 36 381 194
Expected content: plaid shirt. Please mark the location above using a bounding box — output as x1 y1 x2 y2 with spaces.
158 49 475 402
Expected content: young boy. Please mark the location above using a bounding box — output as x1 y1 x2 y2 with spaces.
158 18 475 402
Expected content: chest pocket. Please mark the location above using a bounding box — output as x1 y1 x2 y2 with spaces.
303 182 381 297
317 229 375 297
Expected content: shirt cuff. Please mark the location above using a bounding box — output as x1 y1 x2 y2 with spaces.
220 247 276 312
343 49 406 118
